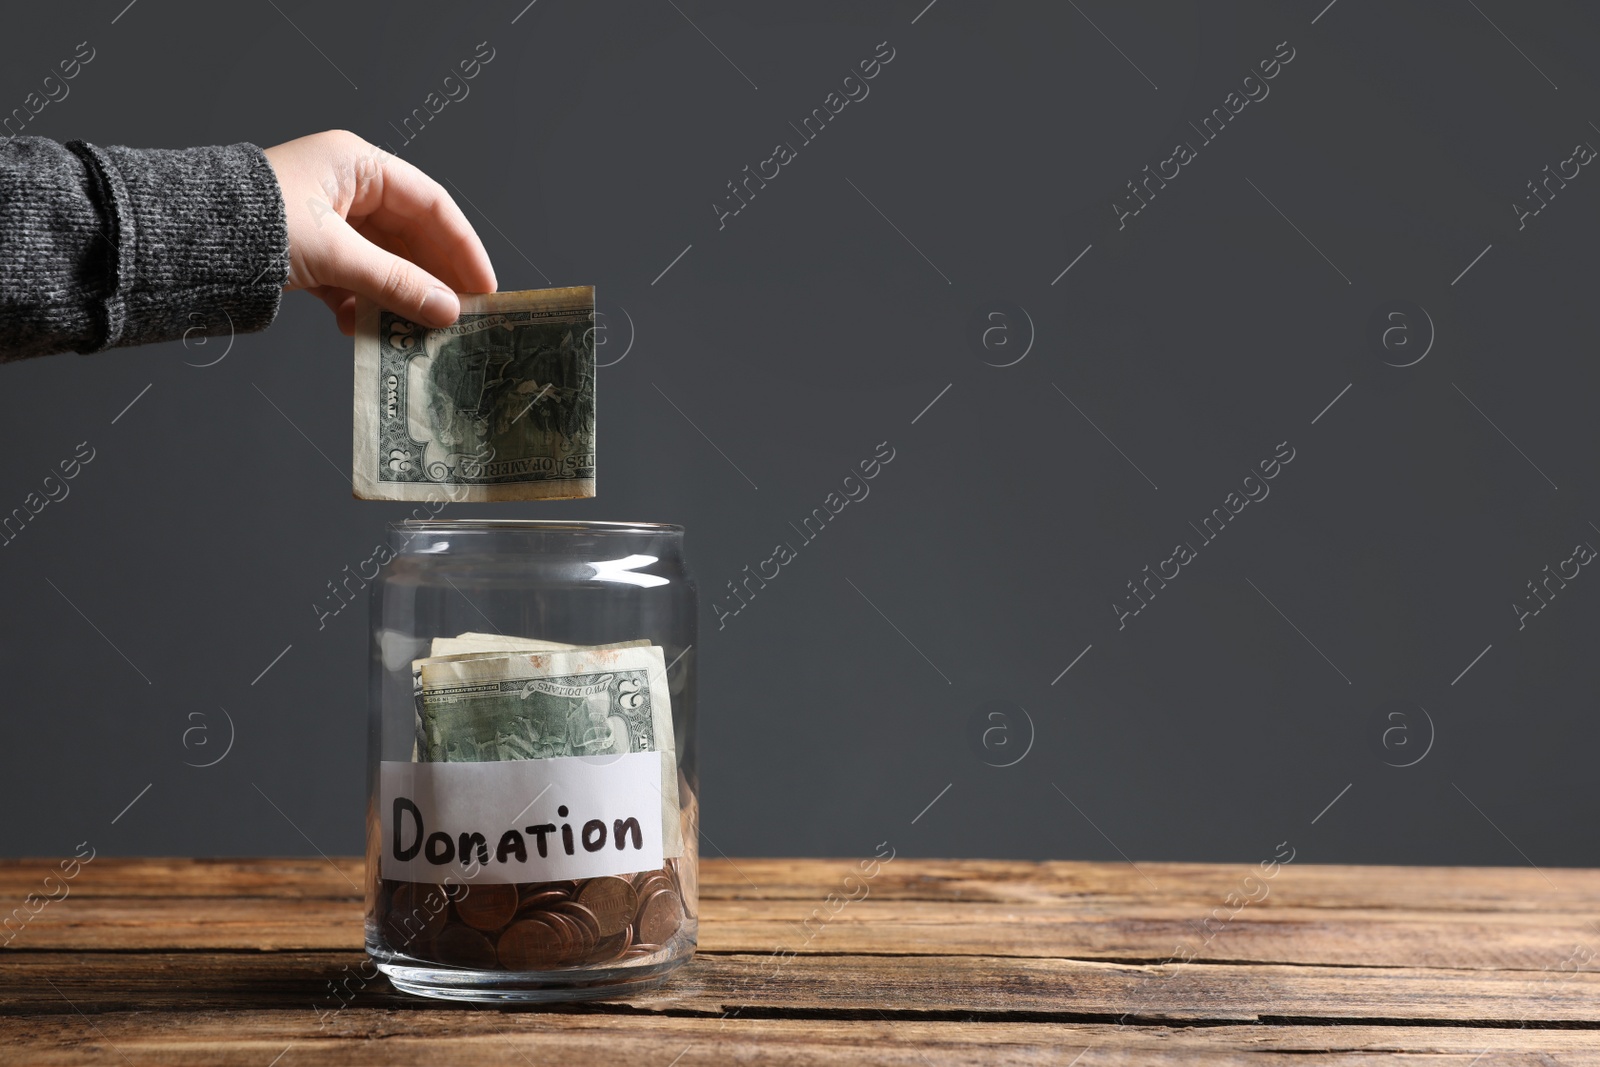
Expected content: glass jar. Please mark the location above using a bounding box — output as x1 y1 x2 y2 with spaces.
365 520 698 1002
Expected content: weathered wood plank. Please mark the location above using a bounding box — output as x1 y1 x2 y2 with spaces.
3 950 1599 1025
7 857 1598 1062
706 896 1599 971
6 891 1595 972
4 1012 1600 1066
701 858 1600 914
5 858 1596 913
0 858 365 900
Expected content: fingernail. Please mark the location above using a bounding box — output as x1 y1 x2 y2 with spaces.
419 287 457 325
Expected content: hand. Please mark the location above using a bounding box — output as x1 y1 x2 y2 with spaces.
264 130 497 335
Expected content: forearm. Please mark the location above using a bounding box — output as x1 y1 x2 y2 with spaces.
0 136 289 362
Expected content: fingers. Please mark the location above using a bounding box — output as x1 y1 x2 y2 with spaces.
361 209 492 295
350 151 497 294
314 217 461 328
280 131 500 335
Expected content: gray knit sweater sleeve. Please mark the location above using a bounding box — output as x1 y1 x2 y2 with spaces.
0 137 289 362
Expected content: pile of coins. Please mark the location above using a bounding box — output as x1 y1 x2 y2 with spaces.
377 861 688 971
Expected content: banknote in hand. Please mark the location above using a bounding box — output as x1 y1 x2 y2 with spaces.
353 286 596 501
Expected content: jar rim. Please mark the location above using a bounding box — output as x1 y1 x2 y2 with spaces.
389 519 683 534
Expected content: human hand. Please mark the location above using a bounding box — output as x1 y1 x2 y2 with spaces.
264 130 497 335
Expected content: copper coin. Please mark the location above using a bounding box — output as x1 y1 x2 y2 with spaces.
453 883 520 932
557 906 598 950
427 924 498 969
386 882 449 944
497 918 564 971
540 909 590 965
587 925 633 963
622 943 662 959
636 889 684 946
539 906 582 943
576 876 639 938
634 884 673 912
552 900 602 942
517 889 568 914
633 873 674 901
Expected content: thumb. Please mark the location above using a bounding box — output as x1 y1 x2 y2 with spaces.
316 219 461 327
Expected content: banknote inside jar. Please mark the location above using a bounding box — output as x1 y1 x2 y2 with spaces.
378 859 689 970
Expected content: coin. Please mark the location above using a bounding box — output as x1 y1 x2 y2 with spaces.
386 882 449 944
428 924 498 969
497 918 563 970
411 868 687 971
540 909 591 965
576 876 639 938
588 925 632 963
634 872 674 901
622 943 662 959
454 883 519 932
636 888 684 947
552 900 602 942
516 889 568 914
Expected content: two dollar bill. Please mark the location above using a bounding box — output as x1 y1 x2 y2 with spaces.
353 287 596 502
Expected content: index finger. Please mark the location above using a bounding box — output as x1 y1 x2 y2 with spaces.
353 151 498 295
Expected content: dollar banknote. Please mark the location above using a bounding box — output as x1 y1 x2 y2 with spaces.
409 634 649 761
427 633 650 658
417 645 676 764
416 644 681 850
353 287 596 502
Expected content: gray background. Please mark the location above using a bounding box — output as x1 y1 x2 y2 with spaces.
2 0 1595 869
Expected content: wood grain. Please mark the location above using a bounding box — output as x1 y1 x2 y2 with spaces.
10 1013 1600 1067
10 857 1599 909
8 950 1600 1024
2 858 1597 1063
9 895 1599 970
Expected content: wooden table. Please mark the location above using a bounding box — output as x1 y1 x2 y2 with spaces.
2 857 1598 1063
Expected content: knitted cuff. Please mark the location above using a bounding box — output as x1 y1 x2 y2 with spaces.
64 140 289 353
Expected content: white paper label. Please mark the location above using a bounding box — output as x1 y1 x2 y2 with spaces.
380 753 671 884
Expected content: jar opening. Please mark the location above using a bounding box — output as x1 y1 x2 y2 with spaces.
390 519 683 534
